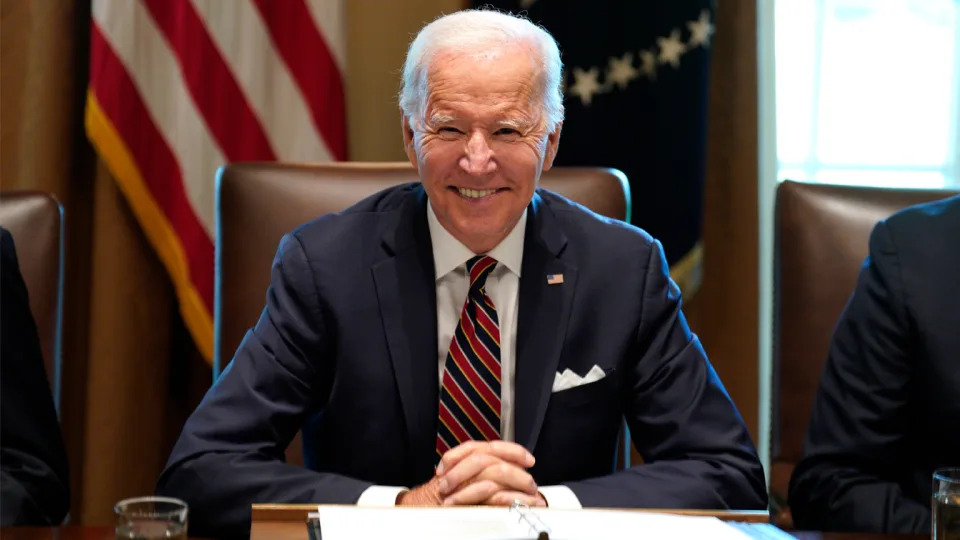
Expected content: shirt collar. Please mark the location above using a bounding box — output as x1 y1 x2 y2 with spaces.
427 202 526 281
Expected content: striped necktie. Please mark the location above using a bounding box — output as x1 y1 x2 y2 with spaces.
436 255 501 458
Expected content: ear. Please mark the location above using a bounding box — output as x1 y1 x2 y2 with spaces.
541 122 562 171
401 113 418 170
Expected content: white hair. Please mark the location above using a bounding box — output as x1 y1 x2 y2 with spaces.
399 9 564 133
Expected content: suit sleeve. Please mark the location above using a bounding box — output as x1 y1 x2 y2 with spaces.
0 229 70 526
788 221 929 534
564 240 767 510
157 233 372 538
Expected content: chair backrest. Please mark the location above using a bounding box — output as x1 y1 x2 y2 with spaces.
215 162 630 376
771 180 959 525
0 191 64 410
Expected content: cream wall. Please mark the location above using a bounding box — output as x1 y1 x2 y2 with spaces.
345 0 465 161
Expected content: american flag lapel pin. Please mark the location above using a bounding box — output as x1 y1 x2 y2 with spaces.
546 273 564 285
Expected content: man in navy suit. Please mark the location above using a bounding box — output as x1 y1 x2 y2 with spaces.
158 10 765 536
789 194 960 534
1 228 70 526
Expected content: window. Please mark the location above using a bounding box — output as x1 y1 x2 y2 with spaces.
757 0 959 476
775 0 960 188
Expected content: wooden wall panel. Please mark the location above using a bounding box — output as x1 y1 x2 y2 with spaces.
345 0 464 161
685 1 760 439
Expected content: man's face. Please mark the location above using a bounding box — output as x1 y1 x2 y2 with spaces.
402 45 561 254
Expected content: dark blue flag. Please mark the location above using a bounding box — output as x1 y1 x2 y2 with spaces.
475 1 714 294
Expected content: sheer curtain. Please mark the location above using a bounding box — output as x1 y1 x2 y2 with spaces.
775 0 959 188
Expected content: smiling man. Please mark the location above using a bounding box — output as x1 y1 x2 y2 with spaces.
158 10 766 537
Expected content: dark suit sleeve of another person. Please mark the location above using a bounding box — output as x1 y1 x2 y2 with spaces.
788 220 929 533
157 233 372 538
564 240 768 511
0 229 70 526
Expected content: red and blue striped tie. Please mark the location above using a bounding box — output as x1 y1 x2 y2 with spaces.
436 255 501 458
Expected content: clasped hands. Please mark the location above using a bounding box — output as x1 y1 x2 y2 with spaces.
397 441 546 507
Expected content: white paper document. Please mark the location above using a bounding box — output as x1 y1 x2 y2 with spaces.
311 505 757 540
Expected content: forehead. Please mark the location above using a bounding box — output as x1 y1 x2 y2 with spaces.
425 46 540 114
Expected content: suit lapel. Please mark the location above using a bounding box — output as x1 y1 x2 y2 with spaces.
514 192 577 452
371 187 438 482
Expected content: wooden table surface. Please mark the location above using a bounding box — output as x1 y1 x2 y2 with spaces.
0 525 927 539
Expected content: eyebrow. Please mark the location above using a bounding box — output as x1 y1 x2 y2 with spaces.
428 113 455 125
498 118 531 131
428 113 534 132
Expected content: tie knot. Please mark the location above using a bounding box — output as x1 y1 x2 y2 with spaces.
466 255 498 292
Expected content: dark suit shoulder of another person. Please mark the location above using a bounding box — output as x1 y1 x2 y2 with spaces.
0 227 70 526
788 194 960 534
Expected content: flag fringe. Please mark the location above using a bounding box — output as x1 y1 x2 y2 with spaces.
85 91 214 364
670 241 703 299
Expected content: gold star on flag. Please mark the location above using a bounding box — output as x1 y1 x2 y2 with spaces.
657 29 687 68
607 53 639 90
688 10 715 48
569 66 602 106
639 49 657 80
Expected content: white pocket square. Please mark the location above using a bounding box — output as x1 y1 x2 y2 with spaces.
552 365 606 392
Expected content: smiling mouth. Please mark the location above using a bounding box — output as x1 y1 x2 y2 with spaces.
453 187 504 199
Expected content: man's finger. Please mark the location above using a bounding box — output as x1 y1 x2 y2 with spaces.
441 479 502 506
435 441 488 474
485 490 546 507
438 452 499 495
438 440 534 474
439 453 536 496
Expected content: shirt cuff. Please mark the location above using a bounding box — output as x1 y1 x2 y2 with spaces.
356 485 409 507
538 485 582 509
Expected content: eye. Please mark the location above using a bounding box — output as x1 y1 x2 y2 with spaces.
494 128 520 136
436 127 463 140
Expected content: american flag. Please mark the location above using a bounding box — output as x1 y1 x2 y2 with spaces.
546 274 565 285
86 0 346 362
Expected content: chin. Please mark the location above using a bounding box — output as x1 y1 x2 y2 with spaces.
456 213 506 231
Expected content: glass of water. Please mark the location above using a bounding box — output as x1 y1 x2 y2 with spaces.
934 468 960 540
114 496 188 540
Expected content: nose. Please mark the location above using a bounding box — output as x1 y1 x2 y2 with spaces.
459 131 496 176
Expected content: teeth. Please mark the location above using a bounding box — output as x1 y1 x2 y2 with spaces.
457 187 497 199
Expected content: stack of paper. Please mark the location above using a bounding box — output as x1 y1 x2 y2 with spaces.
310 506 775 540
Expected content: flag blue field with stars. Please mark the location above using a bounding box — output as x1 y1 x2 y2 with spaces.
475 0 714 295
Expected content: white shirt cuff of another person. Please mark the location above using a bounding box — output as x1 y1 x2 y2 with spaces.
356 485 582 508
356 485 408 507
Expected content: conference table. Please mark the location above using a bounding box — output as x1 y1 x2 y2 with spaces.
0 528 928 539
0 505 929 539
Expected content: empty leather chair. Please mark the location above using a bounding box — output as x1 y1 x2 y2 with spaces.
215 162 629 375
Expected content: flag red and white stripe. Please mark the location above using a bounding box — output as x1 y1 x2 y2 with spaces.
86 0 346 362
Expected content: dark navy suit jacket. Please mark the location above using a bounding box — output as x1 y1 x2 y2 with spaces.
0 228 70 526
789 195 960 534
158 184 766 536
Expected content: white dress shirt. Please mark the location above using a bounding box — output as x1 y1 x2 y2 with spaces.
356 202 581 509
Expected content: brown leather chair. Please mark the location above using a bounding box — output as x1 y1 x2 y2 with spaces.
215 162 630 374
0 191 64 410
771 179 959 527
215 161 630 464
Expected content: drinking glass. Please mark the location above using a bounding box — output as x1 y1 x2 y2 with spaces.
933 468 960 540
114 496 188 540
